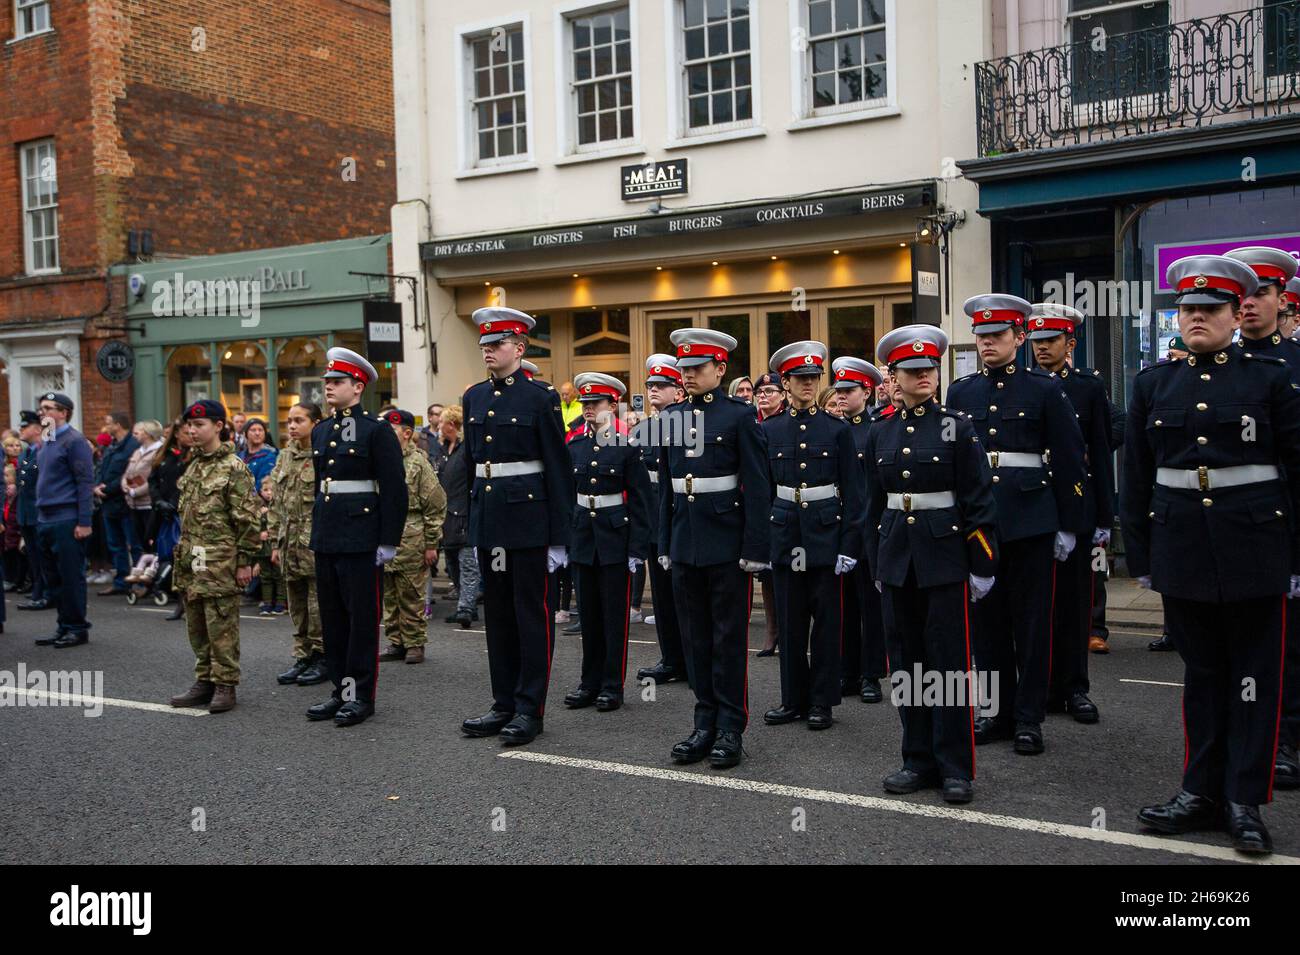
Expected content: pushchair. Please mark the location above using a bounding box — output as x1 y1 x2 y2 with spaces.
127 509 179 608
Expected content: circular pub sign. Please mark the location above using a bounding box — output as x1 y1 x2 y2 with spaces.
96 341 136 383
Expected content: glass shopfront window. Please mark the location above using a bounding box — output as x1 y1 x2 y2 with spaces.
276 337 328 430
167 344 212 420
219 340 270 424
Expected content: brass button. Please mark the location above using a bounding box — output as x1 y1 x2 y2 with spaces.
1155 420 1162 427
329 441 336 447
952 525 959 532
1148 511 1155 518
902 470 911 478
1200 373 1211 381
1018 412 1025 418
1202 498 1212 507
591 478 597 485
1197 436 1207 445
801 502 809 509
485 485 492 492
324 495 331 502
687 495 695 502
485 435 493 442
488 410 495 417
528 494 534 500
348 448 354 454
799 443 806 449
989 428 997 436
996 382 1005 389
906 426 914 434
363 507 370 513
799 462 807 469
328 459 334 465
906 516 916 524
333 424 340 430
511 417 517 423
902 448 911 455
1196 403 1207 411
992 475 1000 483
989 405 998 412
589 511 596 517
800 424 806 431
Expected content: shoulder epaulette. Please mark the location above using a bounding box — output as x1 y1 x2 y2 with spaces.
1241 351 1288 366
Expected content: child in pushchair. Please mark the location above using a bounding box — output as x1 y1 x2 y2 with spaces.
127 500 179 608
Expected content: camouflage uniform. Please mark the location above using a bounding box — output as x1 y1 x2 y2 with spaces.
383 443 446 649
174 442 261 686
267 440 322 659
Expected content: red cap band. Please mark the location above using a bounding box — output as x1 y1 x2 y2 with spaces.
676 343 728 363
886 340 941 364
778 354 825 375
580 383 620 400
835 368 874 386
479 319 530 337
327 358 369 383
647 364 682 383
972 309 1026 327
1249 264 1290 280
1176 274 1246 297
1029 316 1076 334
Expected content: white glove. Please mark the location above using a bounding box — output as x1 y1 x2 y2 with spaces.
628 557 643 574
739 559 771 573
1136 575 1153 590
969 574 995 603
874 580 883 593
834 554 857 575
1053 530 1076 562
375 545 397 566
1289 575 1300 599
546 545 568 573
1092 527 1111 548
658 555 671 571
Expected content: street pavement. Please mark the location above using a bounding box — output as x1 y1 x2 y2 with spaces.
0 579 1296 865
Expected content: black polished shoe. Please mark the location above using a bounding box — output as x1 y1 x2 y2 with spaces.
564 687 598 709
462 709 515 737
841 676 862 697
1066 693 1099 724
594 693 622 712
52 631 88 649
34 630 65 646
1148 633 1175 652
636 662 681 684
708 730 743 769
1137 790 1221 834
166 602 184 621
883 768 941 794
444 610 462 624
973 716 1012 745
763 704 806 726
306 697 344 721
755 647 776 658
807 705 833 730
499 714 542 746
1013 722 1044 755
455 610 477 629
333 700 375 727
562 620 582 635
1275 742 1300 790
860 679 883 704
17 599 49 611
1225 803 1272 855
671 728 716 764
277 658 311 685
942 778 974 804
295 654 329 686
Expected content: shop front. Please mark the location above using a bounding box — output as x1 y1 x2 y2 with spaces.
119 236 395 440
421 183 941 398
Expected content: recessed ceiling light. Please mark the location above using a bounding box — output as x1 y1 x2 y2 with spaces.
711 261 719 266
572 273 580 278
832 249 840 255
770 255 777 260
899 242 907 247
483 281 490 286
655 266 663 271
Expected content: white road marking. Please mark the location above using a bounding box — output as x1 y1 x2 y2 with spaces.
1120 678 1184 688
0 687 209 717
499 751 1298 865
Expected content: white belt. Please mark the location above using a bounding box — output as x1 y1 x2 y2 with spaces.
647 471 659 484
776 484 838 503
887 491 956 511
987 451 1045 469
319 480 376 494
671 474 738 495
578 493 623 509
1155 464 1280 491
475 460 543 478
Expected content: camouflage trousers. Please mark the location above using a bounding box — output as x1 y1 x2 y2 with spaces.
186 594 241 686
383 564 430 649
284 574 323 659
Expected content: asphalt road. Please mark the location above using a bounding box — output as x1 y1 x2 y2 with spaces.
0 582 1296 865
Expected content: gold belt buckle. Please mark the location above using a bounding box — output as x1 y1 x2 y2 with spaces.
586 494 597 509
684 475 694 495
483 461 492 479
989 451 999 468
1197 466 1209 491
902 492 913 512
793 486 802 505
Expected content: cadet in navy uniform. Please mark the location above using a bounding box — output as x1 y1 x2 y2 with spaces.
460 307 574 746
946 294 1086 755
1028 304 1112 725
831 356 889 703
635 354 688 686
1225 247 1300 791
562 373 651 712
305 348 408 727
760 341 866 731
659 328 771 769
1124 254 1300 856
865 327 998 804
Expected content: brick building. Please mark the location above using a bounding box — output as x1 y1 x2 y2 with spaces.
0 0 395 432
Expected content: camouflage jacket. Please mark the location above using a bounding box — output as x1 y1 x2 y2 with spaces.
174 442 261 598
266 440 316 579
388 442 446 574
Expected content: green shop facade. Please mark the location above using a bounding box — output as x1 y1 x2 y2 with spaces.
116 235 395 443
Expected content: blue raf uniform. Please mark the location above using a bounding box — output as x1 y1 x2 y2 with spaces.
1028 304 1114 723
635 355 688 685
307 348 408 727
832 356 889 702
945 294 1086 755
562 373 652 711
1124 254 1300 855
659 327 771 769
760 341 867 730
866 326 998 803
460 307 575 746
1227 246 1300 790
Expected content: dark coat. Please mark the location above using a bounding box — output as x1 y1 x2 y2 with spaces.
438 440 470 549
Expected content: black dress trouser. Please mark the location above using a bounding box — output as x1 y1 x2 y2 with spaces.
841 562 888 684
647 543 687 675
576 561 632 698
772 565 843 711
316 551 383 705
672 560 749 733
479 545 555 718
1165 595 1285 806
972 533 1055 726
1049 537 1093 701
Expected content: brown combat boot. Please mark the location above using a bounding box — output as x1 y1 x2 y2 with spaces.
208 685 237 713
378 643 406 661
404 646 425 664
170 680 214 707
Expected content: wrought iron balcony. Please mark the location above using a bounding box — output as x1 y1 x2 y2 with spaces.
975 4 1300 156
